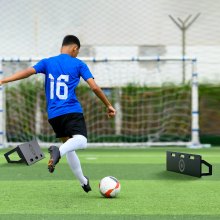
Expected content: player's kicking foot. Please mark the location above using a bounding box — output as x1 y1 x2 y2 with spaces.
82 176 92 193
48 146 61 173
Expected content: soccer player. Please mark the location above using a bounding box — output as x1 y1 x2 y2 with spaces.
0 35 116 193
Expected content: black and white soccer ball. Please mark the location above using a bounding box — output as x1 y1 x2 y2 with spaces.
99 176 121 198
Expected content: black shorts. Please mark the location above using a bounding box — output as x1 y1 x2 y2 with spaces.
48 113 87 138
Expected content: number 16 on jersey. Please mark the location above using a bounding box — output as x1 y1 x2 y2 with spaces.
49 74 69 100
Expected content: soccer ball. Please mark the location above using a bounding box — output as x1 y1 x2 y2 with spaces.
99 176 121 198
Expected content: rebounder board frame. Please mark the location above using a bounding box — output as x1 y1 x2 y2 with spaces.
166 151 212 178
4 140 45 165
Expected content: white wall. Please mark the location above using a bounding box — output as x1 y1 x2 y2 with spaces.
0 0 220 83
0 0 220 56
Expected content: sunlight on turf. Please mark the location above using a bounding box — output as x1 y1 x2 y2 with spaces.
0 147 220 219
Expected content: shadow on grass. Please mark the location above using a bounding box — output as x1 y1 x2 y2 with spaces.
156 170 199 181
0 162 27 167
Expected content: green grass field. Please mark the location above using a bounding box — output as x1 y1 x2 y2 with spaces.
0 147 220 220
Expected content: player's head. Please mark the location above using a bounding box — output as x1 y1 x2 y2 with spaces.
62 35 80 48
61 35 80 57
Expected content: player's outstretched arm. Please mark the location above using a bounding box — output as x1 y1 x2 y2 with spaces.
0 67 36 86
86 78 116 118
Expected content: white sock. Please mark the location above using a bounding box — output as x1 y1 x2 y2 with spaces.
59 135 87 157
66 151 87 185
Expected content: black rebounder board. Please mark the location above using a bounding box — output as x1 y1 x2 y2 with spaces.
166 151 212 178
4 140 45 165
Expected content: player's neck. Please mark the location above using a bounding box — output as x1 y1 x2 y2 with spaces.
61 49 72 56
61 46 77 58
61 51 72 57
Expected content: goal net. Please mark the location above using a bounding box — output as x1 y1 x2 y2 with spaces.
0 57 200 148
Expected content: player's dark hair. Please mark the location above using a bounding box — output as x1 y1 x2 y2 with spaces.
62 35 80 48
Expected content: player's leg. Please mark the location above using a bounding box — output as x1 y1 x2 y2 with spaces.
48 135 87 172
59 134 87 156
60 135 92 192
47 135 91 192
66 150 91 192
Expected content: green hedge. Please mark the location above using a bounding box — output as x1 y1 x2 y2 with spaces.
5 82 220 145
199 84 220 145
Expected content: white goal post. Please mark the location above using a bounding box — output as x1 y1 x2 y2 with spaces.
0 56 208 148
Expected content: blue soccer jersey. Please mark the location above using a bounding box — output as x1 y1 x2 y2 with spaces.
33 54 94 119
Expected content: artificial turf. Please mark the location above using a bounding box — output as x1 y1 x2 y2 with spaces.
0 147 219 220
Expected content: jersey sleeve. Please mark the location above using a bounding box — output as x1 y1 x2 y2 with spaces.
79 62 94 81
32 59 46 74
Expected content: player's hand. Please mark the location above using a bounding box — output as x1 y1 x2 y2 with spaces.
107 106 116 118
0 80 2 86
